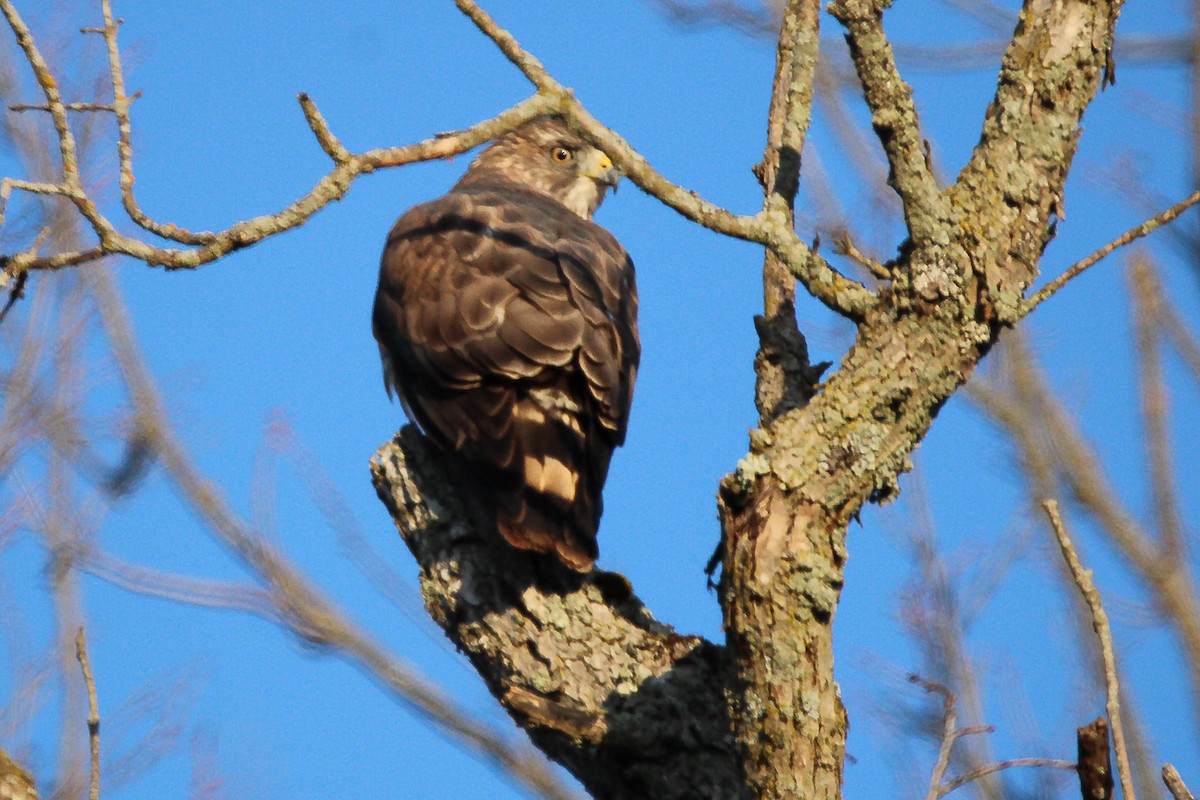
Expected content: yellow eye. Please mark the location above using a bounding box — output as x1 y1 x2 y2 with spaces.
551 147 573 163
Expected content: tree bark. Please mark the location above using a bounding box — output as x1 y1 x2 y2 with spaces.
371 429 744 799
370 1 1127 797
717 0 1125 797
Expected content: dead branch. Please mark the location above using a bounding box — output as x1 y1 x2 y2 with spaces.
73 628 99 800
1023 189 1200 315
1043 500 1135 800
1163 764 1196 800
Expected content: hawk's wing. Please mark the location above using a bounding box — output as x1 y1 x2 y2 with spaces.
372 185 639 570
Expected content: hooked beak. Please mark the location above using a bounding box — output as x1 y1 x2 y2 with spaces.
582 151 621 193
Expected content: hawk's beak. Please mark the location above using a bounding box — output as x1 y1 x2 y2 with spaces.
583 152 621 193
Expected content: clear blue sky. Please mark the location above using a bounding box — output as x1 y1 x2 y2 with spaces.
2 1 1197 798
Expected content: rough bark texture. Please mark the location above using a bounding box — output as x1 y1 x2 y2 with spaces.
369 0 1126 797
717 0 1125 797
371 428 744 799
0 750 37 800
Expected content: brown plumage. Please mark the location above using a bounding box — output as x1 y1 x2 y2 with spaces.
372 117 639 571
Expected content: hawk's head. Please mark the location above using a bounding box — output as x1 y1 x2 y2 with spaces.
455 116 620 220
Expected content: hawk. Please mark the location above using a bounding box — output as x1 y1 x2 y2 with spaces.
372 116 639 571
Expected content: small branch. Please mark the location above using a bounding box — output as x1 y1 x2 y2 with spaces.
911 675 957 800
834 229 890 279
2 93 558 272
827 0 946 243
75 627 100 800
96 0 216 246
907 674 1060 800
9 100 122 112
0 0 83 192
1163 764 1196 800
452 0 556 87
1022 189 1200 315
937 758 1077 797
451 0 875 321
1042 500 1136 800
298 92 351 164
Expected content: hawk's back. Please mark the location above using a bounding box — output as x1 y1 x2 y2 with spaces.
373 182 639 570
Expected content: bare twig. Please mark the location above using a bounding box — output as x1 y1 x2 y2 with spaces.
1022 189 1200 315
451 0 874 320
937 758 1077 797
1164 764 1196 800
834 230 890 279
74 627 99 800
912 675 958 800
907 672 1066 800
1042 500 1136 800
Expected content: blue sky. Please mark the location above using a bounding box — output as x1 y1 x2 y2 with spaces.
2 1 1197 798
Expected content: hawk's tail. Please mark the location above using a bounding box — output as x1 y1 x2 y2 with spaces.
489 392 611 572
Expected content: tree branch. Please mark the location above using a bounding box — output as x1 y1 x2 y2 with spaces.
74 627 100 800
827 0 946 244
370 429 743 799
753 0 829 423
450 0 874 321
1163 764 1196 800
1043 500 1136 800
1021 189 1200 316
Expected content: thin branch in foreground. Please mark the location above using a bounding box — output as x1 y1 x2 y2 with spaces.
74 627 100 800
1022 189 1200 315
1042 500 1136 800
1163 763 1196 800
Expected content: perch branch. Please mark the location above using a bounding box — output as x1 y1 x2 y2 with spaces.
371 428 741 798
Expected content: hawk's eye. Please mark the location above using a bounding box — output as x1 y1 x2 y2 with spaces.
551 147 574 163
